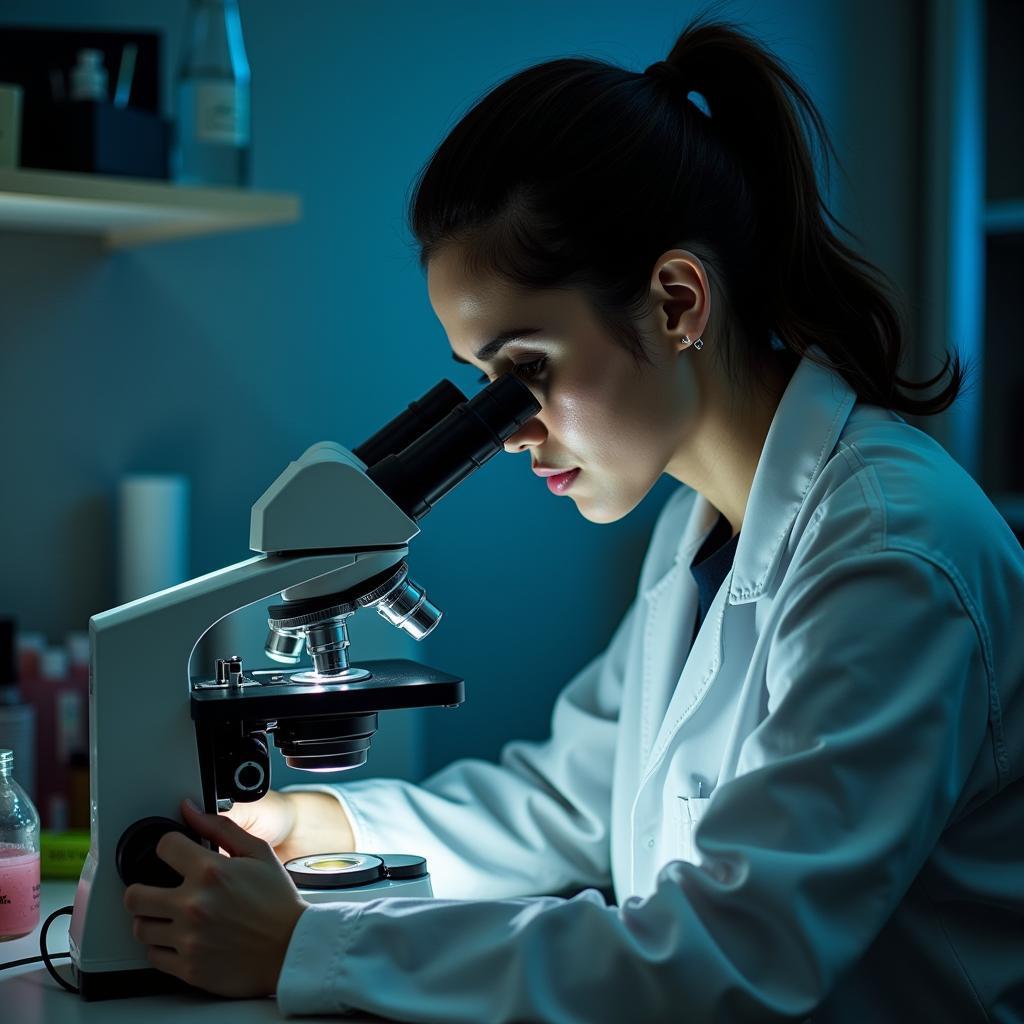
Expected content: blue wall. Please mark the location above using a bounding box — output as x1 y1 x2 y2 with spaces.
0 0 922 776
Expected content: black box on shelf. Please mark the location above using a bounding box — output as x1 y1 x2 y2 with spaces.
0 25 168 179
39 100 168 179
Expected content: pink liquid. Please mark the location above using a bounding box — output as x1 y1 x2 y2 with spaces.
0 848 40 940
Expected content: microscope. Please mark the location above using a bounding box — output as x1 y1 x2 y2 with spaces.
66 374 540 999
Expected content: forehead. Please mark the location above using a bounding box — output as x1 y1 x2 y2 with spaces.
427 246 523 325
427 246 580 349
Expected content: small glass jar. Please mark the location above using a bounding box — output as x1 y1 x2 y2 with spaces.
0 748 40 940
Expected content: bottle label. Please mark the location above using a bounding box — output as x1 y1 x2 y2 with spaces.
193 80 250 146
0 849 40 939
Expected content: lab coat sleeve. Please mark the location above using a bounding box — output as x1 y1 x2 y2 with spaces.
283 597 636 900
277 548 991 1021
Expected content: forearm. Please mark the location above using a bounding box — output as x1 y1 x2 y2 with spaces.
322 758 614 900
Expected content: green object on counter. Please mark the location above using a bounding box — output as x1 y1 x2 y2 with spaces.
40 829 90 878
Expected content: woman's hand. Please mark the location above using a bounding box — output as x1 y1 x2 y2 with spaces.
225 789 356 862
123 798 308 998
221 789 297 851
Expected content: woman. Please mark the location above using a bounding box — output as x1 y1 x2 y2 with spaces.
124 14 1024 1021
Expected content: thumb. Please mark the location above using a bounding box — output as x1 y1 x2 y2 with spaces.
181 798 274 861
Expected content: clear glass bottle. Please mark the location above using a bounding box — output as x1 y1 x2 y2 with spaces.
173 0 251 187
0 748 40 941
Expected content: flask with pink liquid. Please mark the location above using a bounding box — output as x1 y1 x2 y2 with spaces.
0 748 40 940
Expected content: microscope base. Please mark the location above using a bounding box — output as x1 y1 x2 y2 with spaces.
75 964 194 1001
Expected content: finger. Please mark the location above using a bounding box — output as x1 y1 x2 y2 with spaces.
132 916 178 949
146 944 184 981
155 828 217 876
124 882 177 919
181 798 273 860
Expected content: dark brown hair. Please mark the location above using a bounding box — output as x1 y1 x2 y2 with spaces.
407 8 963 415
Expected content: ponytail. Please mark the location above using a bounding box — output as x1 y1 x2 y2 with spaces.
410 10 963 415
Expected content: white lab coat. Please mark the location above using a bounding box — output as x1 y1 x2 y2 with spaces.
278 348 1024 1022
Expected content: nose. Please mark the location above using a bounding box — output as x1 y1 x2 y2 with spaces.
503 414 547 454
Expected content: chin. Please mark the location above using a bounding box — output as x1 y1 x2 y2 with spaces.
573 495 633 525
573 476 658 524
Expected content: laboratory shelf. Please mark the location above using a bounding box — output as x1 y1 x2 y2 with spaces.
0 167 300 248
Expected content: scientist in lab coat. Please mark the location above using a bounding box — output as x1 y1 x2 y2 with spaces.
124 16 1024 1022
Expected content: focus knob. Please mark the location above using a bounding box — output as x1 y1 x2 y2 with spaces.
116 816 201 888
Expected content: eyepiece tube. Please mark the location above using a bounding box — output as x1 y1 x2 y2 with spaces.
367 374 541 521
352 379 466 468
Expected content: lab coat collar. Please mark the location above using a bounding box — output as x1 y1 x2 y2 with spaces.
725 345 856 603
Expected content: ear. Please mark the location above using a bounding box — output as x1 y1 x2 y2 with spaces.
649 249 711 351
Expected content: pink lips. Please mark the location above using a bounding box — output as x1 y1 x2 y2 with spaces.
546 469 580 494
532 463 581 495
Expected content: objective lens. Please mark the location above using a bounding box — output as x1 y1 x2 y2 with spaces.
288 618 371 684
375 576 442 641
306 619 351 674
264 627 305 664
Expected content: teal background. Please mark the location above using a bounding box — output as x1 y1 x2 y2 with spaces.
0 1 924 777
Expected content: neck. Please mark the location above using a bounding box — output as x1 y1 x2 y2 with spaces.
667 367 789 536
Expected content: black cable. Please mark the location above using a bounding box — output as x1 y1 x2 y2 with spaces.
0 951 70 970
0 904 78 993
40 905 79 993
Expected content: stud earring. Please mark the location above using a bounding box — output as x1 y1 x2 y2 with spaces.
682 335 704 352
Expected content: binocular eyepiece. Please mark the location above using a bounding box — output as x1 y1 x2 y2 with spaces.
364 372 541 521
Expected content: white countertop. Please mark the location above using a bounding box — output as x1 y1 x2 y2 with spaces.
0 881 382 1022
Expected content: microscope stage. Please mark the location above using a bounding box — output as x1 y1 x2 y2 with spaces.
190 658 464 722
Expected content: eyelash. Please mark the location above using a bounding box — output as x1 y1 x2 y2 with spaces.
478 356 548 385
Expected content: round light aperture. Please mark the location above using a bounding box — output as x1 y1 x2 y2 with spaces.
306 857 358 871
284 851 384 889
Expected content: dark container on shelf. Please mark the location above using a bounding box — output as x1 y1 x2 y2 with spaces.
0 25 168 179
36 99 168 179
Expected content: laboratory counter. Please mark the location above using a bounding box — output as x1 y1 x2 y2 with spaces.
0 880 386 1023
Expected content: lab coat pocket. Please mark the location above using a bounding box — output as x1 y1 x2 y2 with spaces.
677 796 713 865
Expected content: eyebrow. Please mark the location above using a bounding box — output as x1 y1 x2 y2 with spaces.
450 327 543 365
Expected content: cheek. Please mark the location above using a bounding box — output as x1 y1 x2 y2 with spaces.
556 362 682 471
548 368 683 524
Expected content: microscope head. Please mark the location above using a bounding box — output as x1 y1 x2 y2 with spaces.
255 373 540 684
